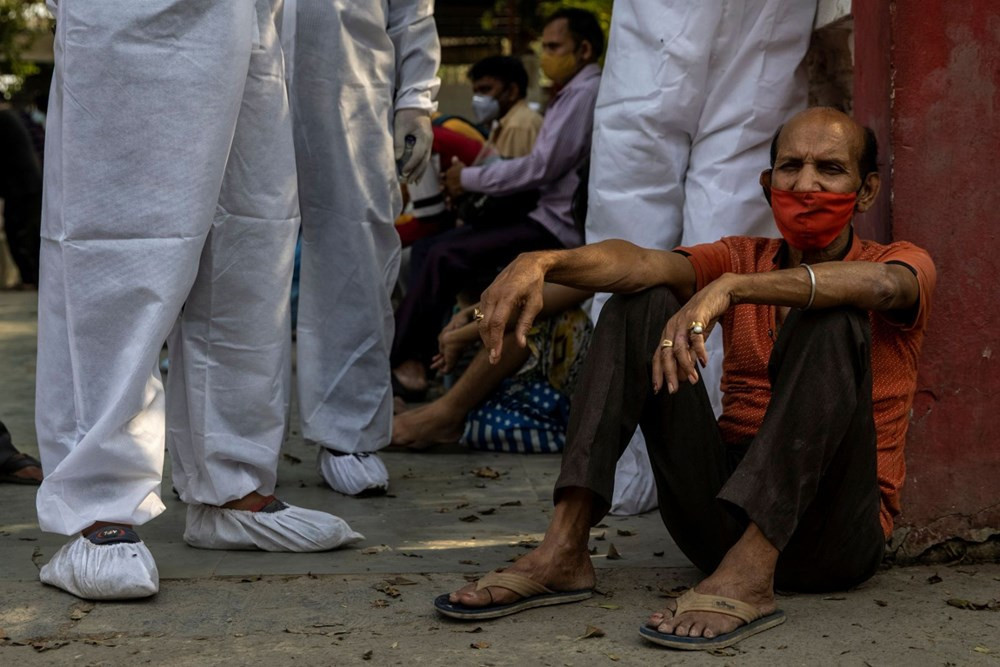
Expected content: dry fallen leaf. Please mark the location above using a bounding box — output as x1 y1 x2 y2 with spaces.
501 500 522 507
374 583 401 598
372 599 390 608
593 531 606 541
653 551 664 557
455 502 470 510
471 641 491 649
69 602 94 621
362 649 373 660
281 453 302 464
436 507 450 513
478 508 497 516
386 577 417 586
31 641 69 653
588 546 598 555
514 539 538 548
874 599 888 607
607 654 620 662
606 544 622 560
361 545 391 555
926 574 943 585
471 467 502 479
577 625 605 640
946 598 1000 611
973 646 991 654
823 596 847 601
616 529 637 537
460 515 481 523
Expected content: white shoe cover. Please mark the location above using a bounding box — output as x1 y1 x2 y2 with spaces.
318 450 389 496
184 502 364 551
39 536 159 600
609 434 659 516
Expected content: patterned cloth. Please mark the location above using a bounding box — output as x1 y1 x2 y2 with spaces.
463 307 592 453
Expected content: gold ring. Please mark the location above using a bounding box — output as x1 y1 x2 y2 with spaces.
660 339 674 348
688 321 705 336
473 307 485 322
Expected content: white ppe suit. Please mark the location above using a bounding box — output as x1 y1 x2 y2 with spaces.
36 0 301 534
590 0 817 515
280 1 440 463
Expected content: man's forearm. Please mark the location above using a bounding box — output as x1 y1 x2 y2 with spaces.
531 240 696 298
724 261 919 313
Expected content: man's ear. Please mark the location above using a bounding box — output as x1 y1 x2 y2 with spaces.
855 172 881 213
578 40 593 63
760 169 774 206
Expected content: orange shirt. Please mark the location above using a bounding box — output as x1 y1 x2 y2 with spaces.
679 233 936 537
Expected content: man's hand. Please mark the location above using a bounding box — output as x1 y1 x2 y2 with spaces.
652 275 734 394
443 156 465 197
430 306 478 374
394 108 432 184
478 253 549 364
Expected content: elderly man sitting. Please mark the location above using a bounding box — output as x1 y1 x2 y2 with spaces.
433 108 936 651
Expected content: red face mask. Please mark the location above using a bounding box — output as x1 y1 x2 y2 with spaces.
769 187 857 251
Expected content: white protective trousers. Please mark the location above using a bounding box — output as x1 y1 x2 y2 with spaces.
281 0 440 454
588 0 817 513
36 0 300 534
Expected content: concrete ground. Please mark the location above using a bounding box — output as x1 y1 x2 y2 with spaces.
2 290 998 666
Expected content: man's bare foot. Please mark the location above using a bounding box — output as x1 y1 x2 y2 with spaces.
391 402 464 449
10 455 42 482
448 539 596 608
393 360 428 394
646 569 776 639
647 525 778 639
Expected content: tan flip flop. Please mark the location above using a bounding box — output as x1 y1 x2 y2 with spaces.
639 589 786 650
434 571 593 620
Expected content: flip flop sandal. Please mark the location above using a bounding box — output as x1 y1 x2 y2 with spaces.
434 571 593 620
0 452 43 485
638 589 786 650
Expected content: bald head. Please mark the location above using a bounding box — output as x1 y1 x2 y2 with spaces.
770 107 878 182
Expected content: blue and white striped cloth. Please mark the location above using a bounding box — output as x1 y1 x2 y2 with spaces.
462 378 570 454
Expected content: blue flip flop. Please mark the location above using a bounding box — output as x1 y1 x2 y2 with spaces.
434 571 592 620
638 589 786 650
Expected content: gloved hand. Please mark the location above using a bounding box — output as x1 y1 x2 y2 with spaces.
394 108 432 184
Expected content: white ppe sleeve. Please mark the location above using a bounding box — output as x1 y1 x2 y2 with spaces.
388 0 441 112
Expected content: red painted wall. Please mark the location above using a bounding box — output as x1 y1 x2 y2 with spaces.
856 0 1000 554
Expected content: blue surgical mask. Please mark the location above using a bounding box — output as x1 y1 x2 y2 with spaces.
471 94 501 124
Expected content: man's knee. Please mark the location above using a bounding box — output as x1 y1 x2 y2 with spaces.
791 306 870 345
600 287 681 328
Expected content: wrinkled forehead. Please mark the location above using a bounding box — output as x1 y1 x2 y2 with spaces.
777 113 862 164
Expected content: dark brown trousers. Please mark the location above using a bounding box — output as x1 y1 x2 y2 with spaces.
555 287 885 592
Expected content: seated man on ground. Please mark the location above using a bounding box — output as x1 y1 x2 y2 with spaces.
433 108 936 651
391 284 592 453
391 8 603 399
